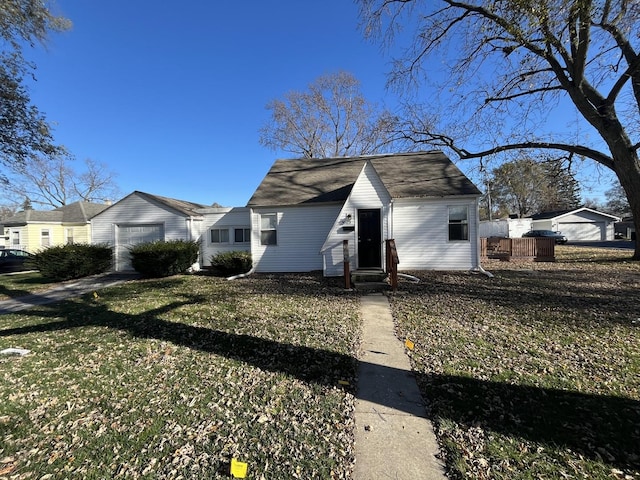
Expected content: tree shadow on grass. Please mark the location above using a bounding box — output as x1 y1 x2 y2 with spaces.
0 293 355 386
417 373 640 472
1 288 639 472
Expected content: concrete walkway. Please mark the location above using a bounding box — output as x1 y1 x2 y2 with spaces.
0 272 137 314
354 293 446 479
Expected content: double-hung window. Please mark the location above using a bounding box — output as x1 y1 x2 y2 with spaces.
41 229 50 247
448 206 469 241
210 228 229 244
260 214 277 245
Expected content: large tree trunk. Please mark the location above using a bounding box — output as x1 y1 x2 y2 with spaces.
611 148 640 260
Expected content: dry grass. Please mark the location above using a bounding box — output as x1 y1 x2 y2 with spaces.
0 273 360 479
391 246 640 479
2 246 638 479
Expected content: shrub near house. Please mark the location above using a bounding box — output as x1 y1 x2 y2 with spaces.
209 251 252 276
33 244 112 281
129 240 199 278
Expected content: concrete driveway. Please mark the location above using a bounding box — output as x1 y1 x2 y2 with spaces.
569 240 636 250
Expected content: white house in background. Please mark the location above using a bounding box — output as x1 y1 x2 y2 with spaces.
91 191 207 271
530 207 620 241
479 217 533 239
246 151 483 277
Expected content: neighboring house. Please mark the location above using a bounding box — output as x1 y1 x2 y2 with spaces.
199 206 251 267
615 217 636 240
479 217 533 239
246 151 483 276
530 207 620 241
1 201 109 252
91 191 207 271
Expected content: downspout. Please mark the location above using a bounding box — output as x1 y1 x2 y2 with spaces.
227 207 256 280
226 266 256 281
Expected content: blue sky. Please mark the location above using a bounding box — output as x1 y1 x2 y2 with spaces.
25 1 401 207
24 1 613 207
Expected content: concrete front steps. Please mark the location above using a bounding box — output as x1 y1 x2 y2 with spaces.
352 269 389 292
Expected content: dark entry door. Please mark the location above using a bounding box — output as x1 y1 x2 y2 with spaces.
358 209 382 268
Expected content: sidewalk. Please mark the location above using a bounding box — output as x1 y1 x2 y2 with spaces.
354 293 447 479
0 272 137 314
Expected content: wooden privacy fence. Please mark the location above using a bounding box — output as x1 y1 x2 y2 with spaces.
481 237 555 262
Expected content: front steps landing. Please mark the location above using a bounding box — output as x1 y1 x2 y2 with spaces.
352 269 389 291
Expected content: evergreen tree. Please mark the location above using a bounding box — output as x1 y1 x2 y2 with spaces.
489 157 581 218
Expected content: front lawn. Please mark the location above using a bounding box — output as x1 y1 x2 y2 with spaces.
2 246 639 479
0 274 360 479
392 246 640 479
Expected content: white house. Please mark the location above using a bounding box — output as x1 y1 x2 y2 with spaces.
91 191 207 271
530 207 620 241
246 151 483 276
199 206 251 267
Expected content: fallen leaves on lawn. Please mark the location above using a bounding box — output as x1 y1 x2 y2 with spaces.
0 273 360 479
391 246 640 479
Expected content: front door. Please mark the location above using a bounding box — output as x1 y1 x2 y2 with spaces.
358 209 382 268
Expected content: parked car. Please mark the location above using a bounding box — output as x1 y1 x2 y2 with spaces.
0 249 35 273
522 230 568 244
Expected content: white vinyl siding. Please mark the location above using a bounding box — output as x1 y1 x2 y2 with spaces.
392 197 479 270
321 162 392 276
251 204 342 273
91 192 203 271
199 207 251 267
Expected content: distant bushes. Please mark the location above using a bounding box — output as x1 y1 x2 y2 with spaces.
130 240 199 278
33 243 112 281
210 251 252 276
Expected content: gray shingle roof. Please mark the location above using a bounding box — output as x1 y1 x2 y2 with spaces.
134 192 207 216
1 201 109 226
247 151 481 207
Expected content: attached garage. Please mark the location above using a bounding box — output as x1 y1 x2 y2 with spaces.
531 208 620 242
91 191 206 271
115 224 164 271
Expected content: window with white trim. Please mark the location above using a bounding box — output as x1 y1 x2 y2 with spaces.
210 228 229 244
260 214 277 245
11 230 20 246
448 206 469 241
234 228 251 243
66 228 74 244
41 229 51 247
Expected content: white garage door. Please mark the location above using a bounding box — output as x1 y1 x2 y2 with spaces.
558 222 604 241
116 224 164 271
